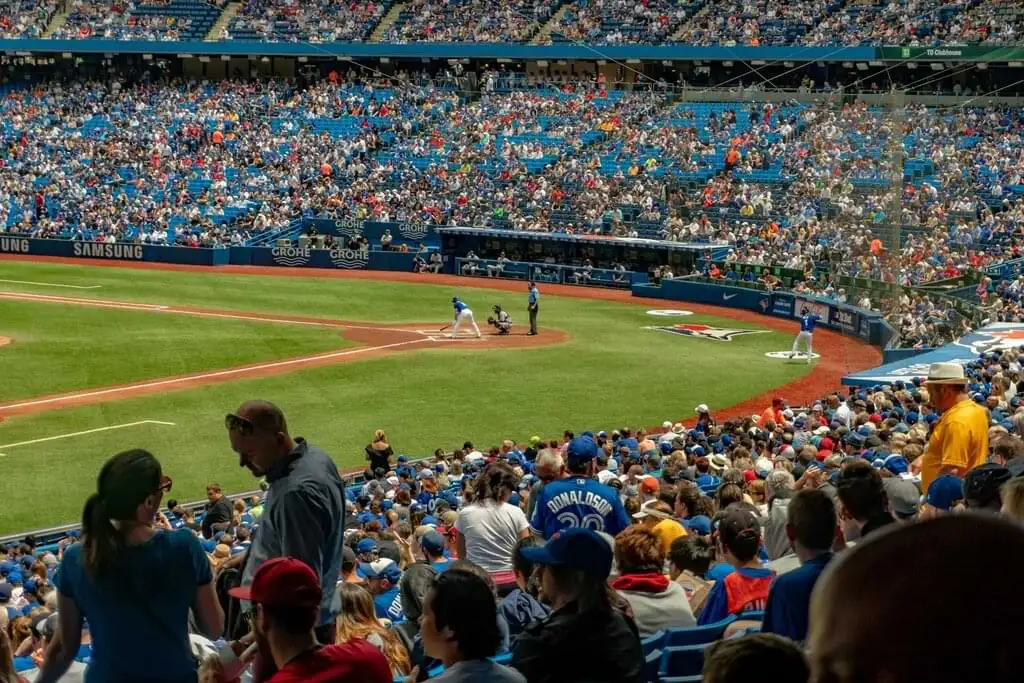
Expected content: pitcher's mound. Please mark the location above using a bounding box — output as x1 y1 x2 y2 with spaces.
0 336 11 348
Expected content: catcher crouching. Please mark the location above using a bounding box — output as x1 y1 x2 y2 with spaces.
488 305 512 335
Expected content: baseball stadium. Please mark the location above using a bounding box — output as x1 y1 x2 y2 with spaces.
0 2 1023 681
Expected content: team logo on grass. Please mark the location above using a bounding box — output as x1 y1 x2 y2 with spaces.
961 329 1024 355
645 324 768 341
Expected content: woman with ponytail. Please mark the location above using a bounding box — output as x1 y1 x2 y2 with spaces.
36 450 224 683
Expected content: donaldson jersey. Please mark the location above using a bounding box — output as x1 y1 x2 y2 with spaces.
454 300 468 314
530 477 630 539
799 314 820 333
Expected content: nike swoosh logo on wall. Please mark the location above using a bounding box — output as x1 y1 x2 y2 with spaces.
723 293 737 300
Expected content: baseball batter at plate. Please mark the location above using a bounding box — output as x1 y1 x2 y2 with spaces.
790 306 821 363
450 296 482 339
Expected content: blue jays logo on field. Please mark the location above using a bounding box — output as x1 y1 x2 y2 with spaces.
959 328 1024 355
398 223 429 241
645 323 768 342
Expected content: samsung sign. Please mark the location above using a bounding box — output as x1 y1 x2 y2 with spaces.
0 237 30 253
72 242 144 260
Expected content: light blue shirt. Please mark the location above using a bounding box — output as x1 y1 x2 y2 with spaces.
454 300 468 314
528 287 539 305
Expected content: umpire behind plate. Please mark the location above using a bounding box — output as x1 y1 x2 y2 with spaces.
488 305 512 335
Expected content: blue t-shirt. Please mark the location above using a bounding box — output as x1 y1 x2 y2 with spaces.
430 559 453 573
529 477 630 539
454 300 468 314
374 586 404 622
55 529 212 683
799 314 820 333
762 552 833 643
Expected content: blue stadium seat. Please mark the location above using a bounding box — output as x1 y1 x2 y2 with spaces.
665 615 736 646
659 644 710 678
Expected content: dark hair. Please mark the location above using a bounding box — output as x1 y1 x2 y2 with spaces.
260 602 317 636
428 570 502 660
836 461 888 522
715 483 745 510
692 496 716 518
82 450 163 578
788 489 837 551
511 537 543 598
719 504 762 563
448 560 498 598
676 484 701 516
475 462 519 503
669 536 715 576
614 526 664 575
703 633 808 683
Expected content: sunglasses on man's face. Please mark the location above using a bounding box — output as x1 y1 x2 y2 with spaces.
225 413 254 435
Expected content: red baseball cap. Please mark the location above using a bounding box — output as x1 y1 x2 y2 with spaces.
640 477 660 494
228 557 321 608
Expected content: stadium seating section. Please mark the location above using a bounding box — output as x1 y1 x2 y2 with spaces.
0 0 1022 44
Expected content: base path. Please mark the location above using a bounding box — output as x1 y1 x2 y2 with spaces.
0 255 881 421
0 290 566 417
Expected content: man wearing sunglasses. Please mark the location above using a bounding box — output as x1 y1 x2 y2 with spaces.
224 400 346 650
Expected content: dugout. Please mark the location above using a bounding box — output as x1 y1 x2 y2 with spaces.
438 227 729 275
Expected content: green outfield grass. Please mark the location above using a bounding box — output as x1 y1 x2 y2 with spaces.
0 260 812 533
0 299 354 401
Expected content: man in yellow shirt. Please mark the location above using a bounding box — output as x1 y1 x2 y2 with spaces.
911 362 989 492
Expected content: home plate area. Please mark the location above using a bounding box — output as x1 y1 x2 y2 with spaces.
765 351 821 360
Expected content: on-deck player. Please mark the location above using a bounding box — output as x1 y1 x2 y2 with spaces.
450 296 482 339
790 306 820 363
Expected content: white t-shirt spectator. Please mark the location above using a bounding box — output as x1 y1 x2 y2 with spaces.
455 501 529 572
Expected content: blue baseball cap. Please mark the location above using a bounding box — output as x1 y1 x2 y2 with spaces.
421 515 438 527
381 500 393 511
882 454 909 476
659 441 673 455
925 413 939 424
419 531 446 556
509 493 521 506
520 528 612 579
356 539 378 555
357 512 374 525
397 455 409 463
7 572 22 585
684 515 712 536
359 558 401 584
566 436 599 463
926 475 964 511
24 578 38 594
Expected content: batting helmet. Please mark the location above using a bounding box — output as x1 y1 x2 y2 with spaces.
801 306 809 315
493 305 501 313
452 296 459 303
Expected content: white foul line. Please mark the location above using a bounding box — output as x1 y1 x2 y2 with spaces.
0 420 177 452
0 279 102 290
0 291 432 333
0 338 430 413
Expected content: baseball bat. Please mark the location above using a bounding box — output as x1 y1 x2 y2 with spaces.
439 323 450 332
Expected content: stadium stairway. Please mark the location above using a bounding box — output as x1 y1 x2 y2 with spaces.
42 8 69 38
532 3 572 43
669 3 711 41
206 2 241 40
370 3 407 41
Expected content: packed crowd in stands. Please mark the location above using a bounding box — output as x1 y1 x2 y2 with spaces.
6 358 1024 682
383 0 552 43
225 0 387 43
0 0 57 38
0 0 1023 43
0 71 1021 306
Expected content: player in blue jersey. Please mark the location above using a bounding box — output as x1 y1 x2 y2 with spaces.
790 306 820 363
450 296 482 339
530 436 631 539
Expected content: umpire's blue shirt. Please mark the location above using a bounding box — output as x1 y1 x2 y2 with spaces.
241 438 346 626
762 552 833 643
